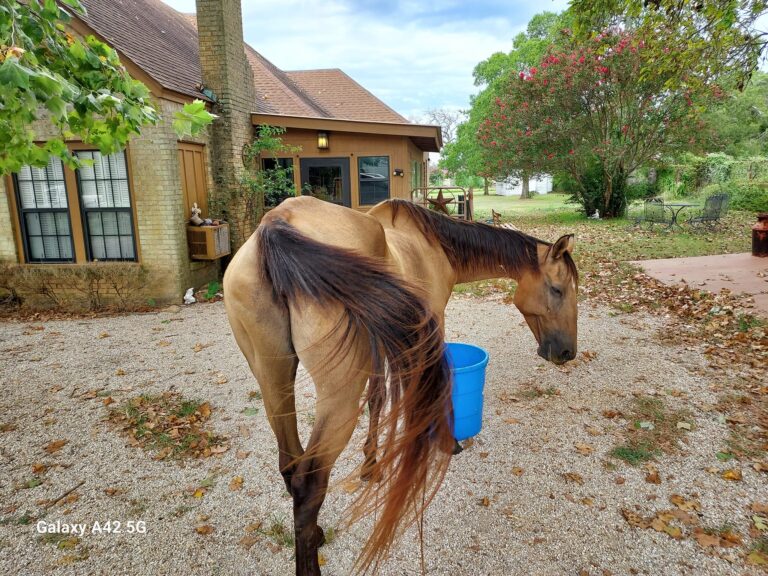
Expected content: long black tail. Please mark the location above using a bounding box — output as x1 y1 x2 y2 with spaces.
257 218 454 573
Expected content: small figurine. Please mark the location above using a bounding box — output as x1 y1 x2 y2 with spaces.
183 287 196 305
588 209 600 220
190 203 203 226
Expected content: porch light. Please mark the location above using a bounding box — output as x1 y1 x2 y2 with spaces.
317 131 329 149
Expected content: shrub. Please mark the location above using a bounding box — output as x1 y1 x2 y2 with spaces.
728 180 768 212
0 263 150 311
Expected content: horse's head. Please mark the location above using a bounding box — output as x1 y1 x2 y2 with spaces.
513 234 578 365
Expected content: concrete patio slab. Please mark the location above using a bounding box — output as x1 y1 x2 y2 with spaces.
631 252 768 316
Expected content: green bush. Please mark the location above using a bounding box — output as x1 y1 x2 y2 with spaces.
728 180 768 212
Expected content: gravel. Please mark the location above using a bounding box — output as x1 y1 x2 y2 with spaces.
0 297 765 576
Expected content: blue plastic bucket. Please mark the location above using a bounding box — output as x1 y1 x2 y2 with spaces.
445 342 489 441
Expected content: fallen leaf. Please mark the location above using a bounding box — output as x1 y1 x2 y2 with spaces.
602 410 620 419
615 476 625 485
193 342 213 353
198 402 212 419
693 530 720 548
157 340 172 347
236 450 251 460
104 488 120 496
585 425 603 436
747 550 768 566
721 469 742 481
342 479 360 494
479 452 489 459
318 553 327 567
676 421 692 430
98 332 110 339
479 496 490 507
669 494 700 512
193 488 205 499
244 522 262 532
752 515 768 531
664 524 683 539
115 368 126 376
504 418 521 424
562 472 584 485
195 524 214 535
31 463 47 474
43 439 67 454
239 534 259 549
752 503 768 514
229 476 244 491
103 396 114 406
209 445 228 455
511 467 524 477
645 471 661 484
574 443 594 456
621 508 650 529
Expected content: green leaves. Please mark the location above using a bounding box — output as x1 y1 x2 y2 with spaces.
0 57 31 89
173 100 216 139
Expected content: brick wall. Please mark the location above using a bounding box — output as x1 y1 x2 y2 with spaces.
0 177 18 262
196 0 257 248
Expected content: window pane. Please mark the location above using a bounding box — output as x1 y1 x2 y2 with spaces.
119 236 135 259
117 212 132 235
87 212 103 235
80 180 99 208
43 236 60 259
104 236 121 259
18 180 35 208
102 212 118 235
25 213 41 236
359 156 390 205
58 236 73 260
113 180 130 207
55 212 70 235
29 236 44 260
39 213 57 235
34 181 51 208
91 236 106 260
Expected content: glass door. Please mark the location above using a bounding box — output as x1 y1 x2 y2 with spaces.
299 158 351 207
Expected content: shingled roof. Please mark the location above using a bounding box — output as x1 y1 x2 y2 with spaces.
77 0 409 124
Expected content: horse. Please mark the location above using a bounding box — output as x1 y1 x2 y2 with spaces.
223 195 578 576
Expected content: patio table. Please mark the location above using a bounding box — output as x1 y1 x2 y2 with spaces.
664 203 697 230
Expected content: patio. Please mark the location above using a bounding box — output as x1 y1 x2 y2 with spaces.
631 252 768 316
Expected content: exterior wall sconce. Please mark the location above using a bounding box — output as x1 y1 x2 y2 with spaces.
317 131 329 149
393 168 404 177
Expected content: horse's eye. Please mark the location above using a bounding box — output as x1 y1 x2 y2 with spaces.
550 286 563 298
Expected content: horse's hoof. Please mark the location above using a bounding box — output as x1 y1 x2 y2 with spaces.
314 525 326 548
452 440 463 455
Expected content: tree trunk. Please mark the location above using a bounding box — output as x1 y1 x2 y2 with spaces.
603 169 613 216
483 177 489 196
520 173 531 199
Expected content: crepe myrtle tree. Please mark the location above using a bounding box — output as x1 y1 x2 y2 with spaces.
0 0 213 174
478 32 719 217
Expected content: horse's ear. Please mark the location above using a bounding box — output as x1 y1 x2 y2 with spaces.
549 234 574 260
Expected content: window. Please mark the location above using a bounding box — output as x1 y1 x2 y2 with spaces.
411 159 423 191
75 151 136 261
358 156 390 205
13 157 74 262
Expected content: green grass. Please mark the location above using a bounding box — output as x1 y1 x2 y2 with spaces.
472 192 572 220
610 444 658 465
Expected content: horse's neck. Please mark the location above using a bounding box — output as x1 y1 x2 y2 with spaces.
449 227 545 285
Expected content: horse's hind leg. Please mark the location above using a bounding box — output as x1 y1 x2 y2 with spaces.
361 376 384 481
226 295 303 495
290 313 369 576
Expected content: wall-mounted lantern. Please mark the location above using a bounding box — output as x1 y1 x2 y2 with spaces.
317 131 329 149
393 168 404 177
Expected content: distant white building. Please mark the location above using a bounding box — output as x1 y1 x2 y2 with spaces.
494 175 553 196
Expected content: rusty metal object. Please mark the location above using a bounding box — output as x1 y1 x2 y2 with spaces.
753 213 768 257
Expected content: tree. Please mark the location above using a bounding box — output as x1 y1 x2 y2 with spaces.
478 32 715 217
441 11 571 197
570 0 768 92
0 0 212 174
702 71 768 157
423 108 464 144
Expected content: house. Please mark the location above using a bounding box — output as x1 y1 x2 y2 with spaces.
0 0 441 308
494 175 553 196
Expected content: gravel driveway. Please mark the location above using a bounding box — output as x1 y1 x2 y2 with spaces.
0 297 765 575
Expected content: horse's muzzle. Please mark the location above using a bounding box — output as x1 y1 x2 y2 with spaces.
538 338 576 365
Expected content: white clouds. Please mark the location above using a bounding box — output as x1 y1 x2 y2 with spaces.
160 0 570 118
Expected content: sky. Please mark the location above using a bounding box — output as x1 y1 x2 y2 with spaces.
160 0 571 122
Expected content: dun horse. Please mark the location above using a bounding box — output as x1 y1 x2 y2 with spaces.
224 196 578 575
